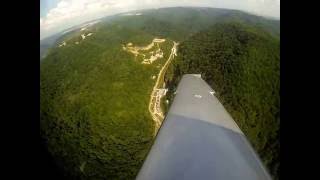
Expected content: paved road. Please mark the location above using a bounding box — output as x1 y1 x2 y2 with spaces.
149 41 178 135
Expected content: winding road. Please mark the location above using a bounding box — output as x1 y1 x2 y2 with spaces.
149 41 178 135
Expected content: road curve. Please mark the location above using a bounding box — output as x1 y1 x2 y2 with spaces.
149 41 178 135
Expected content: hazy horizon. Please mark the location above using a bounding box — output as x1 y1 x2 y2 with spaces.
40 0 280 40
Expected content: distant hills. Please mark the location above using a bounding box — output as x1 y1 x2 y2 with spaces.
40 7 279 179
40 7 279 59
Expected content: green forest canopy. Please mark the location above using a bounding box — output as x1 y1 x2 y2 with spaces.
40 7 280 180
165 22 280 179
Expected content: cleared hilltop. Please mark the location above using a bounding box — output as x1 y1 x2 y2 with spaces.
40 7 279 179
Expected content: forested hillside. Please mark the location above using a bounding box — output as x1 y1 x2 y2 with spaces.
41 23 175 179
165 22 280 179
107 7 279 41
41 7 279 179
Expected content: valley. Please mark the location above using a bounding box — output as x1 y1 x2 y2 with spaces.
40 7 280 180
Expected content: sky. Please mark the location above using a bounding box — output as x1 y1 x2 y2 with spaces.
40 0 280 40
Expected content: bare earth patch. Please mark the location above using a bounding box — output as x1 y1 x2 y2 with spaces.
122 38 178 135
122 38 166 64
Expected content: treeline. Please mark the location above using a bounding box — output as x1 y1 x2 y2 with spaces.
164 22 280 179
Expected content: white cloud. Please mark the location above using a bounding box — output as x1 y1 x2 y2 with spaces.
41 0 140 39
40 0 280 40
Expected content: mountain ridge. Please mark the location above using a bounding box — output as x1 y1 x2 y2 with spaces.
40 7 280 179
